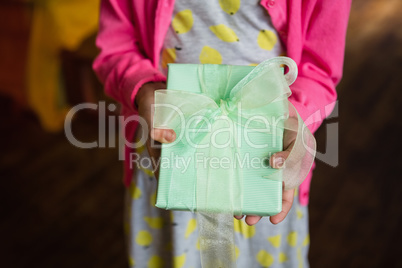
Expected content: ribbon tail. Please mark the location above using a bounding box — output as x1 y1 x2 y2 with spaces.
197 212 236 268
196 120 241 267
262 101 316 190
282 101 317 190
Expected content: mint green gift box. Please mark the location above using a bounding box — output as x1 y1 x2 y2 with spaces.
154 59 293 216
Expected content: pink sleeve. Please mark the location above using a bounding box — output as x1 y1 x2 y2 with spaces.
287 0 351 205
92 0 166 113
289 0 351 133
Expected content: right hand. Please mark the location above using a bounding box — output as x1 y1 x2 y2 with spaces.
135 82 176 178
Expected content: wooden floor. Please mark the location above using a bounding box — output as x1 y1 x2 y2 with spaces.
1 0 402 267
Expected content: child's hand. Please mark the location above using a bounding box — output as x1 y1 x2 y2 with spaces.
235 128 297 226
135 82 176 178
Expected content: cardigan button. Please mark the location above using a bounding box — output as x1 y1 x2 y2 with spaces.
267 0 275 8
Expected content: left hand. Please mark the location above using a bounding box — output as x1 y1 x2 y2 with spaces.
235 128 297 226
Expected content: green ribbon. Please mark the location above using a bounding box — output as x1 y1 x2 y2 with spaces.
153 57 316 267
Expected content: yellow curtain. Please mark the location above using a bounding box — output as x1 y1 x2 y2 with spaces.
27 0 100 131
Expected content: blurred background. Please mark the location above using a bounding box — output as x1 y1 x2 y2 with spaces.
0 0 401 267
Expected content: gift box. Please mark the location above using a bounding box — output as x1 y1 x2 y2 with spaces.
154 58 296 216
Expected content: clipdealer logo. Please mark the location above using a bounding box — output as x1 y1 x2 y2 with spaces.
64 101 339 168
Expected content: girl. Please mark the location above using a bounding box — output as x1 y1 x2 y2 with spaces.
93 0 351 267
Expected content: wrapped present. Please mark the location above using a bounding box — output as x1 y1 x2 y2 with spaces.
154 57 307 216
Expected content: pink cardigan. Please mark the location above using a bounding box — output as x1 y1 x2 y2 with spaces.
93 0 351 206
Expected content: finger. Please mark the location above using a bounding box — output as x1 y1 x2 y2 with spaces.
269 151 290 169
234 215 244 220
150 128 176 143
245 215 262 226
270 188 294 225
269 130 296 169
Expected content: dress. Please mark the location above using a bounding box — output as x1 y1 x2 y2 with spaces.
125 1 309 267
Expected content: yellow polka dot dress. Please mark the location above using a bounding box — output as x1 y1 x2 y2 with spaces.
160 0 284 72
125 1 309 267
